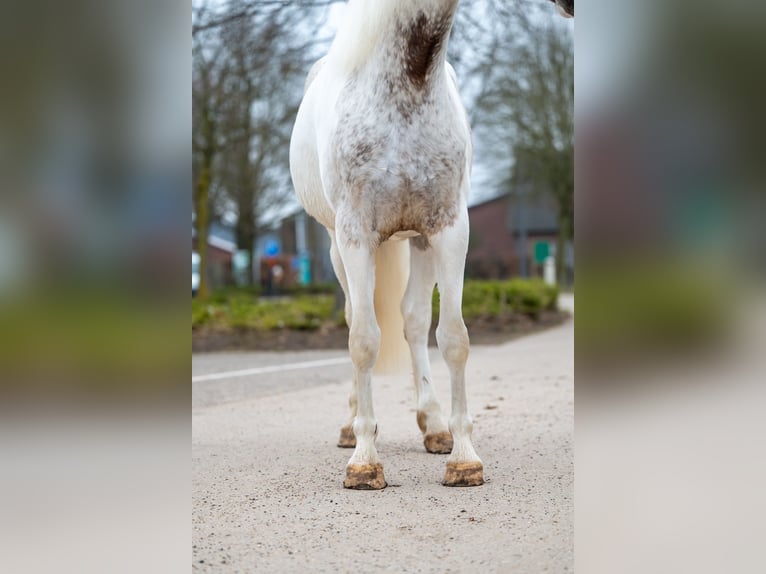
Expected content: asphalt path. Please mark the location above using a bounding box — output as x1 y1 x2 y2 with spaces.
192 296 573 572
192 293 573 409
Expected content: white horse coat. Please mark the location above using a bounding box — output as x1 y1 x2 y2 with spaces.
290 0 483 489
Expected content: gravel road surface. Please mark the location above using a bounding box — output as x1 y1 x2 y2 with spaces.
193 313 573 573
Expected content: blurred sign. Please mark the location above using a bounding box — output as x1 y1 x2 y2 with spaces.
264 239 280 257
293 254 311 285
233 250 250 286
544 256 556 285
534 242 550 264
233 250 249 269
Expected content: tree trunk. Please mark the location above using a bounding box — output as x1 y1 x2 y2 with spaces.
235 218 255 286
556 210 569 288
249 236 257 287
195 155 212 299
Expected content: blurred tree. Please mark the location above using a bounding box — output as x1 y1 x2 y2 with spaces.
194 0 329 286
192 4 230 299
192 0 343 37
476 20 574 284
217 1 310 284
192 0 573 290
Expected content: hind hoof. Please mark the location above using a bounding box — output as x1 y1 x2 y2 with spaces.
424 432 453 454
344 463 387 490
443 461 484 487
337 425 356 448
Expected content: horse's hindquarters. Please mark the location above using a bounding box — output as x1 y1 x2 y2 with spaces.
289 85 336 230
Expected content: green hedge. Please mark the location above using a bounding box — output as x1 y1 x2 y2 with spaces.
204 283 336 304
193 294 335 331
576 264 726 353
434 278 559 320
194 279 559 332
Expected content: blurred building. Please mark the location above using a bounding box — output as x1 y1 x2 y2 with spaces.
467 191 573 282
193 195 574 290
190 208 336 292
276 207 335 285
191 221 235 288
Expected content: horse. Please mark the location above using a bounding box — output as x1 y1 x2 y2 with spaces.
290 0 482 490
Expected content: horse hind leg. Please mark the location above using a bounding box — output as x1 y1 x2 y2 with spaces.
402 239 452 454
432 215 484 487
329 232 356 448
335 224 386 490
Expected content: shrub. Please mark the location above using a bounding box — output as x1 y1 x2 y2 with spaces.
193 289 335 331
195 280 558 332
576 264 726 355
280 282 336 296
431 278 558 322
502 279 543 317
192 300 217 327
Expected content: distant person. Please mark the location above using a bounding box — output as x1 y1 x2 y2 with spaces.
271 264 284 295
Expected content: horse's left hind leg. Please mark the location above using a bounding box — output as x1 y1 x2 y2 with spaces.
336 226 386 490
402 240 452 454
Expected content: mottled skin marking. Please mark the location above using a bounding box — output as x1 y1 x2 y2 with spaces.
326 3 466 250
549 0 574 17
404 11 453 89
410 235 431 251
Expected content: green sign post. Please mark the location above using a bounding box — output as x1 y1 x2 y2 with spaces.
534 242 550 264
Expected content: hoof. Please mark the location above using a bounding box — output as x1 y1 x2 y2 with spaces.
337 425 356 448
443 461 484 487
344 463 387 490
424 431 453 454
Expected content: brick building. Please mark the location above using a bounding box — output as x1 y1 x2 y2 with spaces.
466 191 569 280
191 222 235 288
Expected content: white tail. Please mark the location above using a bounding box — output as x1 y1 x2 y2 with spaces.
328 0 399 73
373 239 411 374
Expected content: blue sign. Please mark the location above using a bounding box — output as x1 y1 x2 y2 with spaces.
264 239 280 257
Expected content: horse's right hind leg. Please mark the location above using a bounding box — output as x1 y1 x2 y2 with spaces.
402 239 452 454
329 231 356 448
432 214 484 487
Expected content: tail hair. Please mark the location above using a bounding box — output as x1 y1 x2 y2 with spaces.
373 239 411 374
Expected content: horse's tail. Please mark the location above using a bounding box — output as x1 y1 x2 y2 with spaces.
373 239 411 374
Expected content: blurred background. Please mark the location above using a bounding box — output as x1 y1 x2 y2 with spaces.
1 0 764 571
192 0 574 292
576 0 766 572
0 1 189 573
2 1 574 572
0 0 189 399
191 0 573 355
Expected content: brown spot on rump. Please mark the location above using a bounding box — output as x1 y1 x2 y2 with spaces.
404 11 453 89
374 199 458 245
550 0 574 17
384 173 461 241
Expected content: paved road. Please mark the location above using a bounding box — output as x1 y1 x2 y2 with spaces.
193 311 573 572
